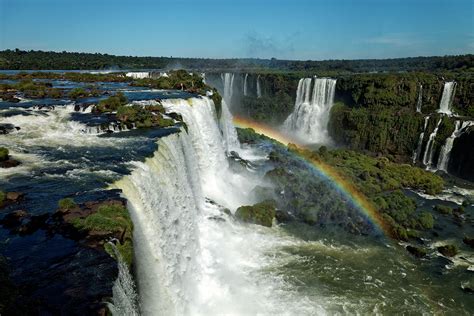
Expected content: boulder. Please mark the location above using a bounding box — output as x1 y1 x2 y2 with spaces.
437 244 458 257
406 245 428 258
6 192 24 202
0 210 29 229
235 200 276 227
463 236 474 248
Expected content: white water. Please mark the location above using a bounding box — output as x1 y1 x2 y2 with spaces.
422 118 442 167
221 73 235 105
437 120 473 171
218 100 240 153
413 116 430 163
126 72 150 79
283 77 337 144
256 75 262 98
438 82 456 115
416 84 423 113
243 73 248 96
114 97 324 315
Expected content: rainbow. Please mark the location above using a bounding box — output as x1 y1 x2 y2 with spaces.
233 116 392 237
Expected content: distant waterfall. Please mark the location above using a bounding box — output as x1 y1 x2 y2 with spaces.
283 77 337 144
416 84 423 113
437 121 473 171
221 73 235 104
422 118 442 167
413 116 429 163
256 75 262 98
219 100 241 153
438 82 456 115
243 73 248 96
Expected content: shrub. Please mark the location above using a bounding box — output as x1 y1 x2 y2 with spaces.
434 204 452 215
0 147 8 162
437 244 458 257
235 200 276 227
418 212 434 229
58 198 77 210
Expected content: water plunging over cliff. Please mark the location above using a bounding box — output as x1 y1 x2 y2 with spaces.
283 77 336 144
416 84 423 113
219 100 240 153
438 82 456 115
422 118 442 167
243 73 248 96
256 75 262 98
437 121 474 172
221 73 235 105
413 116 430 163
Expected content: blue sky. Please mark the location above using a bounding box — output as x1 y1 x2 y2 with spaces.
0 0 472 60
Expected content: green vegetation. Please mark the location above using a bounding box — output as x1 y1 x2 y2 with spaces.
437 244 458 257
116 104 174 128
94 92 128 113
0 191 5 206
406 245 428 258
1 49 472 73
58 198 77 211
0 79 63 99
68 86 100 99
0 147 9 161
70 204 133 266
235 200 276 227
434 204 453 215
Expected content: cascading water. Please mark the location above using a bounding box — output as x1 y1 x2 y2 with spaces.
416 84 423 113
114 97 325 315
438 82 456 115
221 73 235 105
243 73 248 96
413 116 429 163
256 75 262 98
219 100 240 153
437 120 473 172
283 77 336 144
422 118 442 167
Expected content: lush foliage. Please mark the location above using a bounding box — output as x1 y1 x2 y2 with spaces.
58 198 77 210
235 200 276 227
437 244 458 257
94 92 128 113
0 147 8 162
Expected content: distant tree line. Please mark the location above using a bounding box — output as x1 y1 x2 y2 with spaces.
0 49 473 73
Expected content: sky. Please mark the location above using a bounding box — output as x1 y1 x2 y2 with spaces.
0 0 473 60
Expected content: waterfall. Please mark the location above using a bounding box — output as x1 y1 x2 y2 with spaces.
416 84 423 113
125 72 150 79
113 96 318 315
283 77 337 144
422 118 442 167
438 82 456 115
219 100 240 153
413 116 429 163
256 75 262 98
437 121 473 171
108 243 140 316
243 73 248 96
221 73 235 105
201 73 206 84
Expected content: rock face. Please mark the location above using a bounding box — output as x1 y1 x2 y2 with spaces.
449 129 474 181
235 200 276 227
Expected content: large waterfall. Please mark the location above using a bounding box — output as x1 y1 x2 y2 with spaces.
256 75 262 98
283 77 337 144
413 116 429 163
438 82 456 115
422 118 442 167
219 100 240 153
114 97 320 315
437 121 473 171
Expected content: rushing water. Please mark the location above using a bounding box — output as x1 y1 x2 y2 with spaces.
422 118 442 167
283 77 336 144
438 82 456 115
413 116 430 163
1 79 474 315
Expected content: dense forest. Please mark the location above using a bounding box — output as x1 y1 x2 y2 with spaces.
0 49 473 73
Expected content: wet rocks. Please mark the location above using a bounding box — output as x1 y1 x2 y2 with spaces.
0 147 21 168
437 244 458 257
0 123 20 135
406 245 428 258
463 236 474 248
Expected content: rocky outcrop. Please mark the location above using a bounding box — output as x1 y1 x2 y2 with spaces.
235 200 276 227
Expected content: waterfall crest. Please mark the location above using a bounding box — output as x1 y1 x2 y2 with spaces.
438 82 456 115
283 77 336 144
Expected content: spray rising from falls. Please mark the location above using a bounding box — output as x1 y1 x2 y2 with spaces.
283 77 337 144
413 116 430 163
437 121 473 172
438 82 456 115
422 118 442 167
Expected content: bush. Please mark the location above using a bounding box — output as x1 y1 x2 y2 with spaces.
0 147 8 162
72 204 132 236
95 92 128 113
58 198 77 210
437 244 458 257
235 200 276 227
418 212 434 229
434 204 452 215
